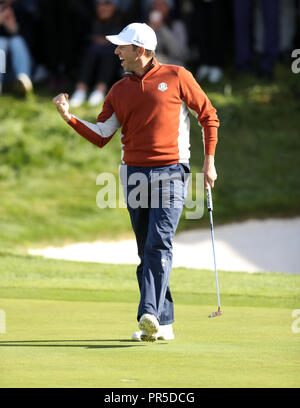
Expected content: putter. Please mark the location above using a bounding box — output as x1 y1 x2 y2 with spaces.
206 184 222 318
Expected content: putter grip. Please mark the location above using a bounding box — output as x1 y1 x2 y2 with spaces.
206 185 213 212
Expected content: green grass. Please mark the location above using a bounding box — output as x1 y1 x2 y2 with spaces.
0 253 299 388
0 64 300 249
0 92 132 250
0 252 299 308
1 64 299 388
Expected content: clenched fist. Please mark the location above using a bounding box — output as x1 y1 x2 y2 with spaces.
53 93 72 122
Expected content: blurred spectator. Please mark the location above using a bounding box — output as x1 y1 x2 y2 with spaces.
10 0 46 84
233 0 279 80
254 0 297 64
69 0 122 107
141 0 181 19
278 0 297 61
0 0 33 95
192 0 227 84
147 0 190 66
36 0 95 89
116 0 137 22
10 0 39 53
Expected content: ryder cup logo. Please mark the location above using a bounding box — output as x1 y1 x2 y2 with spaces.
158 82 168 92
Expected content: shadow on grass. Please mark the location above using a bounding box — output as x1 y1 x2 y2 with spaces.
0 339 144 349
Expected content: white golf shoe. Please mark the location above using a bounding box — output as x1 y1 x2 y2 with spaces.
137 313 159 342
156 324 175 340
132 323 175 342
132 330 157 342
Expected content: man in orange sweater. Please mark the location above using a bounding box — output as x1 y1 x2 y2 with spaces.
53 23 219 342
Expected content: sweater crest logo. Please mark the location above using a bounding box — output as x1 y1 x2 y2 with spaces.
158 82 168 92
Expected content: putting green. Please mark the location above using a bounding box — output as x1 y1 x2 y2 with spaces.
0 298 299 388
0 254 299 388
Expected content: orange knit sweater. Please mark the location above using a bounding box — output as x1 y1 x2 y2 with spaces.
67 59 219 166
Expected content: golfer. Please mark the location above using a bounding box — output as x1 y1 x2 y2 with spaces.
53 22 219 342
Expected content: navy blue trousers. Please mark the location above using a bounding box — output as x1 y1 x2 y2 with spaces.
121 163 190 325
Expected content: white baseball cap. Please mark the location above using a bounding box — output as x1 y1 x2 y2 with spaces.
106 23 157 51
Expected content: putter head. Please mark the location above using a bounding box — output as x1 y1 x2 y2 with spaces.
208 307 222 318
